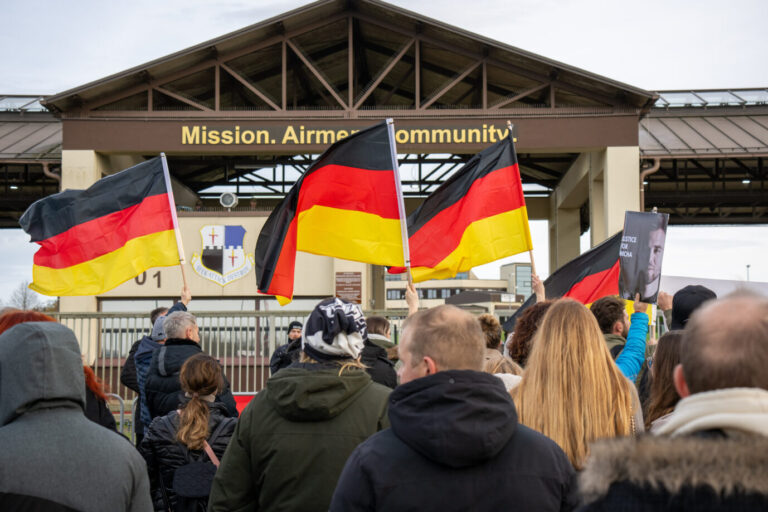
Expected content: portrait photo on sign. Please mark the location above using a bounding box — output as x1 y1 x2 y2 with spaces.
618 211 669 303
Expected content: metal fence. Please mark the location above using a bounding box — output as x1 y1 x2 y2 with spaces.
51 310 409 404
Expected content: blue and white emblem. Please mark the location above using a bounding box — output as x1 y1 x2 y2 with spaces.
191 225 254 285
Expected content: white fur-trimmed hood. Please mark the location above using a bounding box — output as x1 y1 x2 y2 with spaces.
580 435 768 503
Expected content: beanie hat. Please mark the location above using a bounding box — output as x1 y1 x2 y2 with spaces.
671 285 717 330
287 320 303 332
302 298 367 362
150 315 167 342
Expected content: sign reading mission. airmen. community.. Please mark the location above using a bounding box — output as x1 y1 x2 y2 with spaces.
181 123 515 147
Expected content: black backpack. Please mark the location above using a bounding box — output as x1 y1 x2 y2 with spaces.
160 416 231 512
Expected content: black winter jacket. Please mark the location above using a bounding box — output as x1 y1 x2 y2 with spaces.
331 370 577 512
269 339 301 376
139 401 237 510
144 338 238 420
121 339 141 393
121 303 187 436
84 386 117 432
361 341 397 388
121 339 146 436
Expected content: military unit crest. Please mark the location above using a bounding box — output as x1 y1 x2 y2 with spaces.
191 225 254 286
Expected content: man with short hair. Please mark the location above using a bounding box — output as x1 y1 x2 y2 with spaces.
641 221 666 301
579 292 768 510
144 311 237 420
330 305 576 511
269 320 303 375
120 287 190 443
590 295 649 381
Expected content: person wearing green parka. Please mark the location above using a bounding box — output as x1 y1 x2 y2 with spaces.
208 298 391 512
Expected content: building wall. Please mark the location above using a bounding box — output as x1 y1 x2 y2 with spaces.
384 277 508 310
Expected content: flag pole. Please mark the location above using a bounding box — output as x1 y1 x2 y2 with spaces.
161 153 189 290
386 118 413 285
506 120 537 277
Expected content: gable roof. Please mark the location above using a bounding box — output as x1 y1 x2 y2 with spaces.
44 0 654 113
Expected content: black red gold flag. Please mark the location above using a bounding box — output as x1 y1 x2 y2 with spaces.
19 157 180 296
255 121 403 305
502 231 622 331
389 133 532 282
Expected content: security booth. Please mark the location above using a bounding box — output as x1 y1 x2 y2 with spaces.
36 0 657 399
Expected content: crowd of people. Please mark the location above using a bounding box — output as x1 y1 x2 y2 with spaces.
0 279 767 511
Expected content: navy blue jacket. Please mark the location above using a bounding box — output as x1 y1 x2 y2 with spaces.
144 338 238 420
331 370 576 511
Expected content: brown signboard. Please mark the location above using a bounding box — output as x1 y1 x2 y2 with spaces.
335 271 362 304
61 115 639 153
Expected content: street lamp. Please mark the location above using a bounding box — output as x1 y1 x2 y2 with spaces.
747 264 751 282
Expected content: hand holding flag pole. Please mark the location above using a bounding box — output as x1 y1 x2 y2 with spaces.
506 120 538 278
160 153 189 291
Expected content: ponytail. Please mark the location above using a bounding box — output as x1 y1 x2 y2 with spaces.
175 354 223 450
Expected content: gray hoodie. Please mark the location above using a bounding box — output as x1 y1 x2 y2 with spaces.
0 321 152 512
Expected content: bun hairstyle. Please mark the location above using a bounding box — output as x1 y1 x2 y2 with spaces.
478 313 502 349
176 354 223 450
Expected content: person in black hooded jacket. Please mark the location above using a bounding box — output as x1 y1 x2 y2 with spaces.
361 316 397 388
145 311 237 421
331 304 577 512
140 354 237 511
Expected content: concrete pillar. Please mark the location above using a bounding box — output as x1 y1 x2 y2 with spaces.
59 151 105 314
604 146 640 236
59 150 106 360
61 149 107 190
589 151 607 245
370 265 385 312
589 147 640 245
59 296 99 364
549 153 589 270
549 202 581 270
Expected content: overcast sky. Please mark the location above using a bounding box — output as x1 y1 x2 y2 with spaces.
2 0 767 304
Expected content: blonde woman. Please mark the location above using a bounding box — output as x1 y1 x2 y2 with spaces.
511 298 644 469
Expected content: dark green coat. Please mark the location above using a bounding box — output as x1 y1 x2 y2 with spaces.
208 363 390 512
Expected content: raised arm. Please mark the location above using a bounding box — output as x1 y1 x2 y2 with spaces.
615 294 649 381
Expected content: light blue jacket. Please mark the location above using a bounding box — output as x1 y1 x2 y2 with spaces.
615 311 648 381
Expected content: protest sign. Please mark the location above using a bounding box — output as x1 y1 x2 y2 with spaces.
619 211 669 303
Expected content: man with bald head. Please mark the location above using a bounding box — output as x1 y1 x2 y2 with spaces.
578 292 768 510
331 305 576 511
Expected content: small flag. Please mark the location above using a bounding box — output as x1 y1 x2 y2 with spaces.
390 133 532 282
255 122 403 305
502 232 622 332
19 157 180 296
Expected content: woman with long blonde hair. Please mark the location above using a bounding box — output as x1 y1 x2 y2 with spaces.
511 298 642 469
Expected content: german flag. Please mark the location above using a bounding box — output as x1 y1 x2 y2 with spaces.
19 157 180 296
391 134 532 282
256 122 403 305
502 231 622 331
